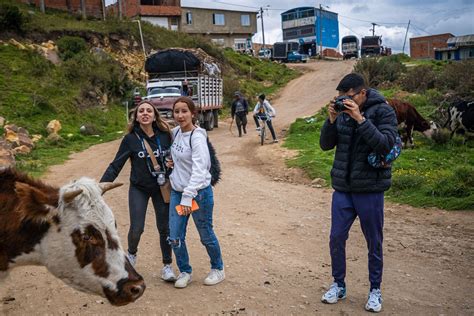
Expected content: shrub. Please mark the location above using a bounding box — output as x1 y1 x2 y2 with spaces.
0 4 25 32
431 166 474 198
436 60 474 98
391 174 424 190
399 65 437 92
57 36 87 61
431 128 451 145
354 56 405 87
28 50 52 77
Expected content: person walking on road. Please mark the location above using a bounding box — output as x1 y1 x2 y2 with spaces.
100 101 177 282
168 96 225 289
253 94 278 143
319 73 398 313
231 91 249 137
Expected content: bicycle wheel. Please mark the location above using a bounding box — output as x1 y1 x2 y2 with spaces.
260 125 265 146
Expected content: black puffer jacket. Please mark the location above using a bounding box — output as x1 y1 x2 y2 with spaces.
320 89 398 193
100 126 172 193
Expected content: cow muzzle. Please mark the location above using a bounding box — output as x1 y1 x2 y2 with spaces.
103 276 146 306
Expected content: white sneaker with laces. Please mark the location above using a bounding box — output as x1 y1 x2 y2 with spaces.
321 282 346 304
174 272 192 288
161 264 177 282
127 252 137 267
203 269 225 285
365 288 382 312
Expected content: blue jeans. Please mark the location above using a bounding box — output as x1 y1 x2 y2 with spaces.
168 186 223 273
330 191 384 290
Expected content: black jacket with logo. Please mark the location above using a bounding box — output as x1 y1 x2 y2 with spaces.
319 89 398 193
100 126 171 193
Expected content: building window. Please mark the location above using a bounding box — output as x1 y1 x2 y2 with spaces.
186 12 192 25
211 38 225 46
213 13 225 25
241 14 250 26
234 38 247 51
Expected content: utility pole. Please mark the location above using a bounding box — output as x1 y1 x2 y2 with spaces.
39 0 45 13
118 0 122 19
370 22 378 36
260 7 266 49
402 20 411 54
80 0 86 19
318 4 329 58
318 4 322 58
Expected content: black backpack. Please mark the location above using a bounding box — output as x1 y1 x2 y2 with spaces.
174 129 221 186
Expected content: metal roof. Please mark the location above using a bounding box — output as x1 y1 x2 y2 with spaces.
447 34 474 46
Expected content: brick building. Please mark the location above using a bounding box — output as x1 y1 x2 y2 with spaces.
410 33 454 59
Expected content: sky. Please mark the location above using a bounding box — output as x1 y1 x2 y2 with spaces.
181 0 474 54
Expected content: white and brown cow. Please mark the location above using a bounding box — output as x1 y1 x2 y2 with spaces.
387 98 438 148
0 168 145 306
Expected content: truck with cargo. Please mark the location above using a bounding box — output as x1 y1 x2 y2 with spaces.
341 35 359 59
272 42 309 63
361 36 382 57
143 49 223 131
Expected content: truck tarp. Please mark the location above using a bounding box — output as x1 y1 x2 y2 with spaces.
145 49 201 74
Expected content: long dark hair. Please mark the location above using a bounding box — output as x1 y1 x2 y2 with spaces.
173 96 198 125
128 100 171 134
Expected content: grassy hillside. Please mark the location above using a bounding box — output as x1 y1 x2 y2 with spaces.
0 0 298 176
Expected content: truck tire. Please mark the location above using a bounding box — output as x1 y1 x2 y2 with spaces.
213 110 219 128
204 111 214 131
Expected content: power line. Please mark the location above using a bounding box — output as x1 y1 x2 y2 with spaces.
211 1 259 10
338 14 406 25
338 21 362 38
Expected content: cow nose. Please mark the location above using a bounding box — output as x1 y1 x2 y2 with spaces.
124 280 146 300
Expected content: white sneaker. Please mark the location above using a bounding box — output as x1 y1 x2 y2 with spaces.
203 269 225 286
365 288 382 313
161 264 177 282
256 127 261 131
272 139 279 143
174 272 192 288
321 282 346 304
127 252 137 267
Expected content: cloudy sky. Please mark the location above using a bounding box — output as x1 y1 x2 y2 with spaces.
182 0 474 54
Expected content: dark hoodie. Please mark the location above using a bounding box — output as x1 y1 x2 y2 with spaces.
100 126 172 193
319 88 398 193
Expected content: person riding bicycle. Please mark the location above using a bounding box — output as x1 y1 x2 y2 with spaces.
253 94 278 143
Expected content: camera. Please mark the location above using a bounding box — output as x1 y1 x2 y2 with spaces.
156 171 166 186
334 96 351 112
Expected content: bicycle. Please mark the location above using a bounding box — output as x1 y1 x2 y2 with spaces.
256 114 268 146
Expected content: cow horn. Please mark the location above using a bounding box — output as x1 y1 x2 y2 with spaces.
99 182 123 195
63 189 83 203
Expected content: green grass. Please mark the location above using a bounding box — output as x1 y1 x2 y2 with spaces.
284 104 474 211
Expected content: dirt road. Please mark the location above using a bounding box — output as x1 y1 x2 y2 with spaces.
2 60 473 315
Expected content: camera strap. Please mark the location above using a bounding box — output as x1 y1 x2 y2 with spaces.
135 133 161 174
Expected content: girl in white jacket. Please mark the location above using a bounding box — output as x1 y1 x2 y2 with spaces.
167 96 224 289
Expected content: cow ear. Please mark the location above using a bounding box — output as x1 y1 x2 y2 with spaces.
15 182 58 216
99 182 123 195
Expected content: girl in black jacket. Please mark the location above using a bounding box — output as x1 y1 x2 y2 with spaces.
101 101 177 282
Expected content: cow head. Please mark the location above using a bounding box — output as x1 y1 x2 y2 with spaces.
422 121 439 138
15 177 145 306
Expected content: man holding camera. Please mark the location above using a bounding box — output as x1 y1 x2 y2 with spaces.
319 73 398 313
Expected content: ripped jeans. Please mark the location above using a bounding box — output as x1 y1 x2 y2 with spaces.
168 186 223 274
